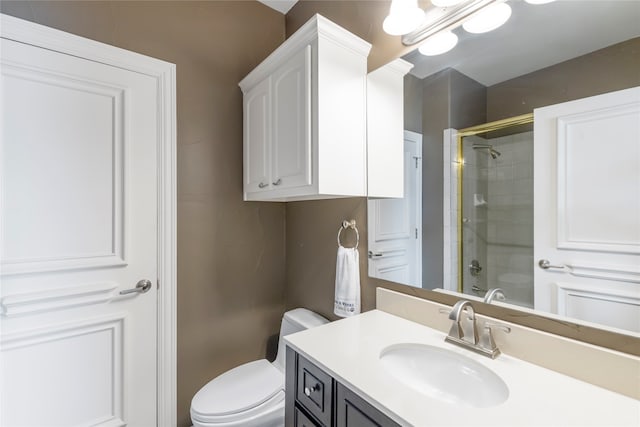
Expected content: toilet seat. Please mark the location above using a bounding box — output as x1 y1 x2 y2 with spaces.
191 359 284 425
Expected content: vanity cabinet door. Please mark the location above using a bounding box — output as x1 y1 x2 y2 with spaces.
336 383 400 427
295 406 321 427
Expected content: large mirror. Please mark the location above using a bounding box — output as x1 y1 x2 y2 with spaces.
367 0 640 334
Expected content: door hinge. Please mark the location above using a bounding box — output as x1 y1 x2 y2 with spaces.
415 228 418 239
413 156 422 168
157 279 160 290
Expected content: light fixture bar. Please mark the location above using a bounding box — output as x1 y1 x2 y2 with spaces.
402 0 498 46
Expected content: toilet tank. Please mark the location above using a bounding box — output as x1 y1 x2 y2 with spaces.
273 308 329 371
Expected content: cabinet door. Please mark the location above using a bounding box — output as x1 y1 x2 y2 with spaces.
336 383 400 427
271 45 312 191
244 77 271 195
294 406 321 427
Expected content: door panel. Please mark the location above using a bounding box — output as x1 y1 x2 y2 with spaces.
2 44 125 274
555 105 640 253
533 86 640 332
2 316 124 427
1 35 158 426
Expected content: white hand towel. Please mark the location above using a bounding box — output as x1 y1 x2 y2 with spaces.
334 246 361 317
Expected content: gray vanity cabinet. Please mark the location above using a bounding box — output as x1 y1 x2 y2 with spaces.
286 347 400 427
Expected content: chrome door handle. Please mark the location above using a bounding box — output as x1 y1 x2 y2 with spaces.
258 182 269 189
272 178 282 186
120 279 152 295
368 251 383 258
538 259 565 270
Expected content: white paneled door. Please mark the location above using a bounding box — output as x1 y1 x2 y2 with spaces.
1 16 176 427
534 87 640 332
368 131 422 287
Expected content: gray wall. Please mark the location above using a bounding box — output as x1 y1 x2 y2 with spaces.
487 38 640 120
404 74 423 133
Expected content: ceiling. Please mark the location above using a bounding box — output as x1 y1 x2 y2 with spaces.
257 0 299 14
403 0 640 86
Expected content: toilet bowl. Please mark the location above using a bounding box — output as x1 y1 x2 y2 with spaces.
190 308 329 427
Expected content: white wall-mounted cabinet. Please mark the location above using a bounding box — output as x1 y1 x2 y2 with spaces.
239 14 371 202
366 58 414 198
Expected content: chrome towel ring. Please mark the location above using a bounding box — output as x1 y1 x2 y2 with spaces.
337 219 359 249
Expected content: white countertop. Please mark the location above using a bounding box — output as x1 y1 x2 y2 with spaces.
284 310 640 426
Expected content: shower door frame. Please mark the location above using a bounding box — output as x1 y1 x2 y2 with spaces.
453 113 534 294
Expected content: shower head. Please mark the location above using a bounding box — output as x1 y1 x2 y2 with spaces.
472 144 501 159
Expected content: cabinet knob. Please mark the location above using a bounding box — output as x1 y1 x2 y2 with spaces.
258 182 269 189
272 178 282 186
304 383 320 396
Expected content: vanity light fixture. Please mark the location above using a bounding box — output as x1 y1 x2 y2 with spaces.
418 31 459 56
401 0 498 46
462 2 512 34
383 0 425 36
398 0 553 56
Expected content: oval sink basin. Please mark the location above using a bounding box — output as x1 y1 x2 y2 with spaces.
379 344 509 408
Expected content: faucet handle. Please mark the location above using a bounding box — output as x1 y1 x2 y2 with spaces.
483 322 511 333
476 321 510 358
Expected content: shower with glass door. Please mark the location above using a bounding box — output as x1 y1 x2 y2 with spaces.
455 114 535 308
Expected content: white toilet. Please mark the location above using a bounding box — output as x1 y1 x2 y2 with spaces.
190 308 329 427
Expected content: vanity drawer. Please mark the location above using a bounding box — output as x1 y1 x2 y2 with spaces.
296 354 333 426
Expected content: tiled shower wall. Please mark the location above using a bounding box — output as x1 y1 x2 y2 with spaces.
459 131 534 307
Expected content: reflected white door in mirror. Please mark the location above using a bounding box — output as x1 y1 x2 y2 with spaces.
368 131 422 287
534 87 640 333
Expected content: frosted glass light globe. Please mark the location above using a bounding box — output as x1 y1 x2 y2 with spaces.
383 0 425 36
418 31 459 56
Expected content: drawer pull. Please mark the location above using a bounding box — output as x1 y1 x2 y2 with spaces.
304 383 320 396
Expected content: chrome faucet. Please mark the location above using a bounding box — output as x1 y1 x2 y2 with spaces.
483 288 506 304
446 300 479 345
444 300 511 359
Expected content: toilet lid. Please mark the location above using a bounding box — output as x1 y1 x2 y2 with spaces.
191 359 284 418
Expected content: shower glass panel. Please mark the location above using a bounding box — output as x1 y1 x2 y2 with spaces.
458 119 534 308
